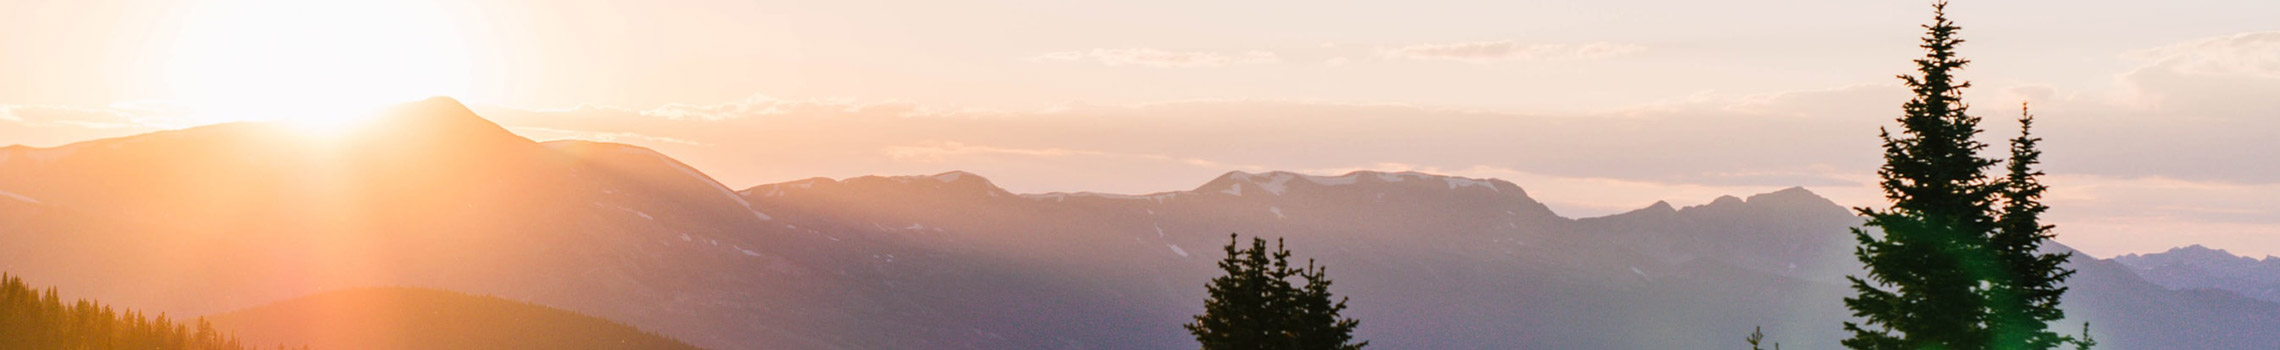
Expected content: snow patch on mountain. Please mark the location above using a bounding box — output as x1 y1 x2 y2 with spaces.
932 171 967 183
1216 171 1294 195
1303 173 1361 186
1445 177 1499 192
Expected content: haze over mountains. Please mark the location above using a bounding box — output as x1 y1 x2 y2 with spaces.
2117 245 2280 305
0 98 2274 349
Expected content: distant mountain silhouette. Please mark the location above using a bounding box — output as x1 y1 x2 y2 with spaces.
2117 245 2280 304
206 287 699 350
740 169 2280 349
0 99 2273 349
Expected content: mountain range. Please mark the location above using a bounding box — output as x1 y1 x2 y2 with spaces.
2116 245 2280 305
0 97 2274 349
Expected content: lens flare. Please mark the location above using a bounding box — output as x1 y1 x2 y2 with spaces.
165 0 473 132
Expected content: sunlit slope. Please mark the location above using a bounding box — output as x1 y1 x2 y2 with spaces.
0 97 848 349
207 287 699 350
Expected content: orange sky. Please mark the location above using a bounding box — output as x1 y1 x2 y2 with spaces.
2 0 2277 258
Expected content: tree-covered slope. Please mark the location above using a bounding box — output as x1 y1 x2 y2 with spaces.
2 273 276 350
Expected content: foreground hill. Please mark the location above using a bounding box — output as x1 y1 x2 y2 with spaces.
206 287 699 350
0 99 2273 349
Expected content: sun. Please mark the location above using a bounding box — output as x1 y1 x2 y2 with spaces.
165 0 474 132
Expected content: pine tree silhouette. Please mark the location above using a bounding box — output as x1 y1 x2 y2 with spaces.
1747 326 1781 350
1844 3 2088 350
1187 233 1365 350
0 273 260 350
1986 103 2081 349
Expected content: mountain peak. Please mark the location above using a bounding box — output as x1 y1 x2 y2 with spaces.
1644 200 1676 213
1744 186 1843 209
357 97 528 146
925 171 983 184
2163 244 2243 259
875 170 1000 189
1603 200 1679 219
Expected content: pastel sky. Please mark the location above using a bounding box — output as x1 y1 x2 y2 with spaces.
2 0 2277 258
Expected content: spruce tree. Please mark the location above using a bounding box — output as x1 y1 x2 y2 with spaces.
1846 3 2087 350
1845 2 2001 349
1747 326 1781 350
1986 103 2077 349
1290 259 1362 349
1187 234 1365 350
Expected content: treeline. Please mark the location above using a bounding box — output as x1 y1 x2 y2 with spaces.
0 273 298 350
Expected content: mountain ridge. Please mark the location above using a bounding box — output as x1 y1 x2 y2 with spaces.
2116 244 2280 304
0 99 2273 349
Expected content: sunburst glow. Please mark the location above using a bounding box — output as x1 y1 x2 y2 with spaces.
166 0 473 132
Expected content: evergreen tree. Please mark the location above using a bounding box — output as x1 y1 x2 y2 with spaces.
2069 323 2095 350
1986 103 2077 349
1747 326 1781 350
1187 234 1365 350
1846 3 2087 350
1845 3 2000 348
1289 259 1362 349
0 273 263 350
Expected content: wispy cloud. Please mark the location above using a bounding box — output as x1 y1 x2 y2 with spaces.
2124 31 2280 78
1381 41 1645 63
1029 48 1280 68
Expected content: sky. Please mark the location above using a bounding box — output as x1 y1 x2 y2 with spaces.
1 0 2277 258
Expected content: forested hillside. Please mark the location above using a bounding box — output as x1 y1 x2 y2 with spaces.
1 273 286 350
